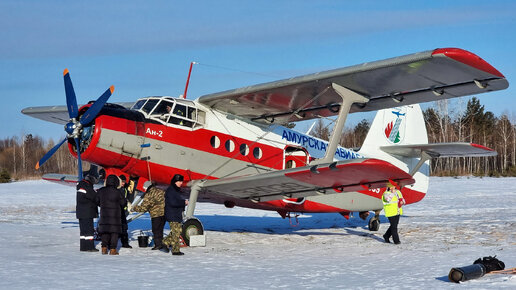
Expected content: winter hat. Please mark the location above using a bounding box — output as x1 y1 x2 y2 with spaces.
106 174 120 188
85 174 98 184
170 174 184 184
142 181 153 192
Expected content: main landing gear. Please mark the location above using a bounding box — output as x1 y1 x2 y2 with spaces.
368 210 382 231
182 218 204 246
183 182 205 246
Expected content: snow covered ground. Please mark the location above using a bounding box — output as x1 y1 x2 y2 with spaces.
0 177 515 289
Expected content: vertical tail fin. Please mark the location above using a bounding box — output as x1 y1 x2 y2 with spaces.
361 104 428 152
359 104 429 197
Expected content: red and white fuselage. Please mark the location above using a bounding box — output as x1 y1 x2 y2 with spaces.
71 97 428 217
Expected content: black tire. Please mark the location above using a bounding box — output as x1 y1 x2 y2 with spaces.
368 217 380 231
182 218 204 246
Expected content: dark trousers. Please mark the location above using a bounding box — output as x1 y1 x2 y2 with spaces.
101 233 119 249
120 211 129 246
151 216 166 247
385 215 401 243
79 218 95 251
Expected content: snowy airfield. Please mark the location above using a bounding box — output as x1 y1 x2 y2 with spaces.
0 177 515 289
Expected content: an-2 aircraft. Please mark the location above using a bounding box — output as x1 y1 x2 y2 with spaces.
22 48 509 245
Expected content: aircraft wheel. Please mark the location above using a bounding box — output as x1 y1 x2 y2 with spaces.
368 217 380 231
182 218 204 246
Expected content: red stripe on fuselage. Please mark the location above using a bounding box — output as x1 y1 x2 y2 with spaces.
358 186 425 205
85 114 286 170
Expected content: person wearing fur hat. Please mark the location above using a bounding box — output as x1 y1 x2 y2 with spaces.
163 174 188 255
97 174 125 255
132 180 168 252
382 181 405 245
76 173 99 252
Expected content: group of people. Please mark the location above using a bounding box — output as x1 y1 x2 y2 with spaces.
76 171 188 256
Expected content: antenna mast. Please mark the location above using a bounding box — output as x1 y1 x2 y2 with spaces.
183 61 196 99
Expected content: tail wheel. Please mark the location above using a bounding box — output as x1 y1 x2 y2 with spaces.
368 217 380 231
182 218 204 246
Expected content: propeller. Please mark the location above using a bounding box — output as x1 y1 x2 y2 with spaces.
35 69 114 181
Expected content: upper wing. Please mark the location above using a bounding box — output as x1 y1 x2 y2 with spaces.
21 102 135 125
197 158 414 202
198 48 508 125
380 142 497 158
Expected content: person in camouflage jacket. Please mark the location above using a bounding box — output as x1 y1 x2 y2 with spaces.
132 181 167 251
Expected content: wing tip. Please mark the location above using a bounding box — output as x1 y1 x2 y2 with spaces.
432 48 505 78
109 85 115 94
63 68 69 76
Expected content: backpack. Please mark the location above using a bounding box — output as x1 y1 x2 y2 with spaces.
473 256 505 273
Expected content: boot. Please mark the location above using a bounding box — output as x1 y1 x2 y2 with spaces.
109 249 119 255
383 234 390 243
172 251 184 256
101 247 108 255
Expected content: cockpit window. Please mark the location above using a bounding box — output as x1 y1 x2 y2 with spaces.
134 97 205 129
142 99 159 114
132 100 146 110
173 104 186 117
152 100 174 116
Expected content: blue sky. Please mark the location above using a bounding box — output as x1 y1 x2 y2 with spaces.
1 0 515 142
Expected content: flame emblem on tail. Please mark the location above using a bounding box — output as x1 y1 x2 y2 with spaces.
384 109 406 144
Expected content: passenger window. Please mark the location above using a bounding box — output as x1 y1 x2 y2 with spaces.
210 136 220 148
253 147 262 159
240 144 249 156
225 140 235 152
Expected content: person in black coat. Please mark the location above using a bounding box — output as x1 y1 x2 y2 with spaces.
76 174 99 252
97 174 125 255
118 175 132 248
163 174 188 255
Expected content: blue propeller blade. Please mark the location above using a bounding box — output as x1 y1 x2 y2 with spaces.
74 138 83 181
63 69 78 119
35 137 67 170
80 86 114 125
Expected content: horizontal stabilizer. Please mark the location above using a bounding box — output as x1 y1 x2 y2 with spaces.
199 158 414 202
42 173 79 186
380 142 496 158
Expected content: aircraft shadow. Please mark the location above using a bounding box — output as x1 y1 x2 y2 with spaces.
127 213 390 240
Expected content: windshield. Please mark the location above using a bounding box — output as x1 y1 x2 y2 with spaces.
134 97 205 128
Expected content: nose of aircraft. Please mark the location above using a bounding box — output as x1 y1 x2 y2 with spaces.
35 69 114 181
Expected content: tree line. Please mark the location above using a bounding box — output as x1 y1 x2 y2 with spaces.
0 134 81 181
1 97 515 182
312 97 516 176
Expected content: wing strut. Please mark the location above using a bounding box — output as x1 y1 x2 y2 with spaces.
311 83 369 165
185 181 204 219
409 151 433 176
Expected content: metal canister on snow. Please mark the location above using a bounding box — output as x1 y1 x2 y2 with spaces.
448 264 486 283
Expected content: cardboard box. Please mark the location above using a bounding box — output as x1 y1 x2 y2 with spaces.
189 234 206 247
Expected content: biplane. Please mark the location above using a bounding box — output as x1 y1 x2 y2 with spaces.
22 48 508 245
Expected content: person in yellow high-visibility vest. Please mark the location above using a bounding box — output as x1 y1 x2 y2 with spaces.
382 182 405 244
